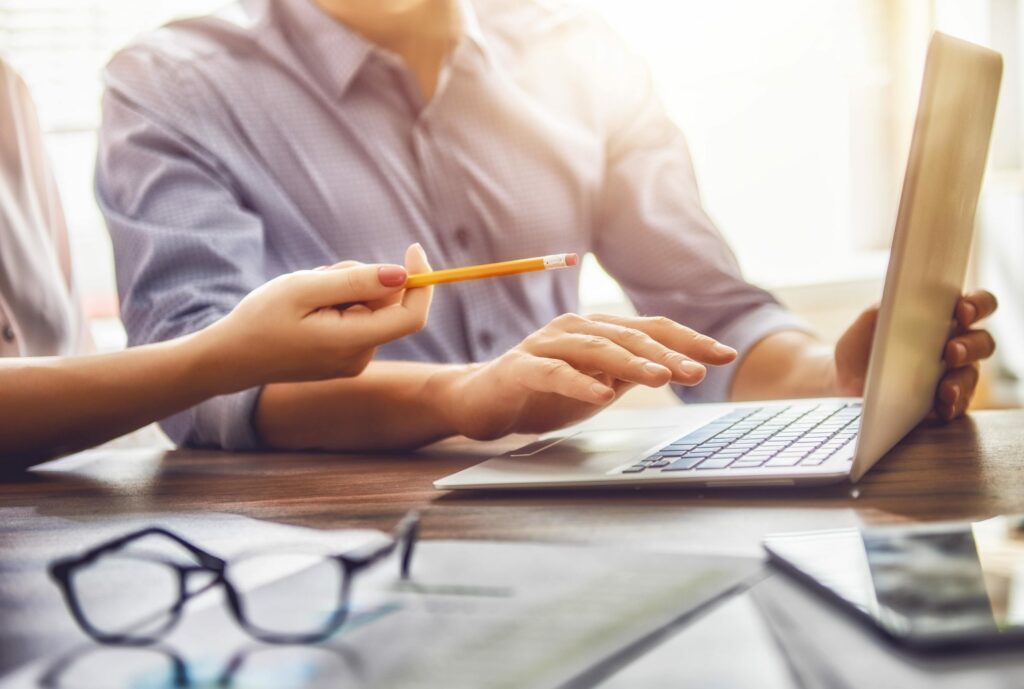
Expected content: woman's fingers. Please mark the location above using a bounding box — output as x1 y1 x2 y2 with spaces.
294 263 407 309
353 244 434 340
514 354 615 404
945 329 996 366
956 290 998 327
400 242 433 314
587 314 736 365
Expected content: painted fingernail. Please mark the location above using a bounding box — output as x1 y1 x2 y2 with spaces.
378 265 407 287
712 343 737 357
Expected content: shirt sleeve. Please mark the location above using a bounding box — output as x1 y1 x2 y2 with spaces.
592 40 810 403
96 55 266 449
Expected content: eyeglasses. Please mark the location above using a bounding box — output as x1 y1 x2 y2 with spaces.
48 512 419 646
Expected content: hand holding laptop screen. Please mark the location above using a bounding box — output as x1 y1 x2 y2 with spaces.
834 290 998 421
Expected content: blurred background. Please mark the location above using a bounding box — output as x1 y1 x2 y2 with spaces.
1 0 1021 409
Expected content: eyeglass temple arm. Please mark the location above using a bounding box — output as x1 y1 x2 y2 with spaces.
340 511 420 578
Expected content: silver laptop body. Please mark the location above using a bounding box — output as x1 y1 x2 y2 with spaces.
435 33 1002 491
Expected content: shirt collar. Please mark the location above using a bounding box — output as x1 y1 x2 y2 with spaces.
457 0 492 65
280 0 492 99
279 0 375 99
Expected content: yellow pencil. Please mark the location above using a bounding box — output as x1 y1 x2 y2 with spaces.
405 253 579 288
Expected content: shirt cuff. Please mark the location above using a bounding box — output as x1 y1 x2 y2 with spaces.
675 303 812 404
159 386 264 450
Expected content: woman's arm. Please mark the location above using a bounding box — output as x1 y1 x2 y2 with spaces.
0 254 432 469
0 333 240 467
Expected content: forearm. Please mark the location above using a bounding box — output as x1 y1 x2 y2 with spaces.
255 361 466 451
730 331 837 401
0 330 244 468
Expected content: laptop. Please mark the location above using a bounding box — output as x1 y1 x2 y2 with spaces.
435 33 1002 491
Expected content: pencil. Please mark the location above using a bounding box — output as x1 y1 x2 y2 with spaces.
405 253 579 288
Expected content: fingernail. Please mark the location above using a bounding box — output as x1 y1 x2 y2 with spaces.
943 384 959 404
643 361 667 376
313 265 329 271
378 265 407 287
591 383 612 398
680 360 705 376
712 343 737 357
962 303 977 323
953 342 967 363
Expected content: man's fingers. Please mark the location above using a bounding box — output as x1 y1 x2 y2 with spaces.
587 314 736 365
945 329 996 366
534 324 705 386
957 290 998 327
580 321 708 384
515 355 615 405
936 363 980 421
532 333 674 387
295 264 407 309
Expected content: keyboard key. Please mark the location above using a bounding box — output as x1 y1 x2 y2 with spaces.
696 456 735 470
663 455 705 471
765 455 804 467
672 426 726 445
622 466 646 473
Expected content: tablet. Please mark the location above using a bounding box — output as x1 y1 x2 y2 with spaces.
763 515 1024 650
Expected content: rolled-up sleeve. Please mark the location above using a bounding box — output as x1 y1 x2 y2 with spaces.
96 54 266 449
594 45 809 403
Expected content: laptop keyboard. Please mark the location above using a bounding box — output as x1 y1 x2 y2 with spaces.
621 402 861 474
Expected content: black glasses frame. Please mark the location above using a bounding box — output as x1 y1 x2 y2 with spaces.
48 512 419 646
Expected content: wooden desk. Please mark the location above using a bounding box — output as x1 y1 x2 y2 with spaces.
1 408 1023 681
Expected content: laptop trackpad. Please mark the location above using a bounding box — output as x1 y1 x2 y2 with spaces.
513 428 675 458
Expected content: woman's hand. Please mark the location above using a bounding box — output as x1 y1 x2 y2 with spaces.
201 244 433 386
435 313 737 440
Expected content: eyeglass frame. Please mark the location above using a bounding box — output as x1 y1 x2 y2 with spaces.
48 512 419 646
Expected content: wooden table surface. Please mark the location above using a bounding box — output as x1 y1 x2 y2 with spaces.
1 407 1023 680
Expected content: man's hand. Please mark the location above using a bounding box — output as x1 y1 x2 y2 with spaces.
835 290 998 420
435 313 737 440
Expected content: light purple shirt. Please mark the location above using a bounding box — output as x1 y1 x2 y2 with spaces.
97 0 804 450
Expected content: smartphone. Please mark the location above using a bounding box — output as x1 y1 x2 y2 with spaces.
763 515 1024 651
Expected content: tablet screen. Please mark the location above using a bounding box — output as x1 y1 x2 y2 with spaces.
763 515 1024 647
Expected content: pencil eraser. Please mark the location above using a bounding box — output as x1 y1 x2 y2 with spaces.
565 253 579 267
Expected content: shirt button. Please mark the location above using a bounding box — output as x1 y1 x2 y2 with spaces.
478 330 495 350
1 324 14 343
454 226 471 248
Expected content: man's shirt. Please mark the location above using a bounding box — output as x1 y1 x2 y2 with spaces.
97 0 804 449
